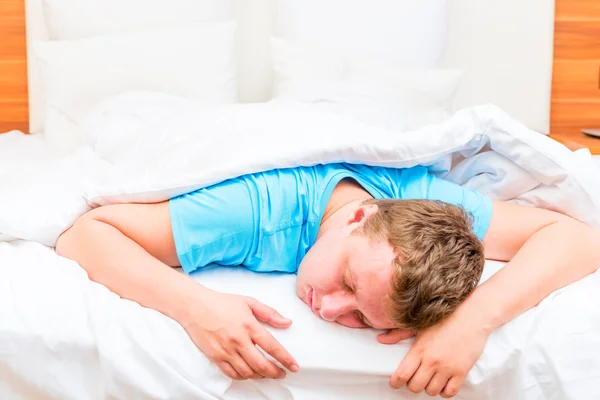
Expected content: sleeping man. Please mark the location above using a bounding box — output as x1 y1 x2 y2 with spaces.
56 162 600 398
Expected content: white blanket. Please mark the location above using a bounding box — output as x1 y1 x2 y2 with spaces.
2 93 600 246
1 95 600 399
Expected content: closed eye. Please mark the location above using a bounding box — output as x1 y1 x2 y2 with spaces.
355 310 372 328
342 265 354 293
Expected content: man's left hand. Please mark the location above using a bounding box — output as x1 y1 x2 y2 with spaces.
378 314 490 398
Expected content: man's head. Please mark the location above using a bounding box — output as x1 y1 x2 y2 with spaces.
296 199 485 331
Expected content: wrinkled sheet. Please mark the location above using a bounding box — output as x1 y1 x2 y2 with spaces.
1 95 600 399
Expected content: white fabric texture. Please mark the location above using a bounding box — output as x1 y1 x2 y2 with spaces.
270 1 452 130
273 0 449 68
4 238 600 400
29 0 235 135
1 97 600 399
32 23 237 153
270 38 462 131
42 0 233 40
0 241 507 400
27 0 556 134
2 93 600 245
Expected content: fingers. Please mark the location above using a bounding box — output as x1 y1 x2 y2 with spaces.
247 298 293 329
246 298 299 372
405 366 435 394
425 373 451 397
211 322 299 380
252 326 300 373
238 340 287 379
217 361 243 380
377 329 416 344
390 351 421 389
227 354 265 380
213 340 279 380
441 375 465 398
205 296 299 381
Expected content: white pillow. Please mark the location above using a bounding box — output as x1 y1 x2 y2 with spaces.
270 38 462 131
271 1 454 130
42 0 233 40
33 23 237 152
273 0 449 68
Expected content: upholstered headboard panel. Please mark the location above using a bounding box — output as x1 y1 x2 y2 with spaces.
5 0 556 134
232 0 556 133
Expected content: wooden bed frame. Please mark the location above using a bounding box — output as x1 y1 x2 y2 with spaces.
548 0 600 152
0 0 598 144
0 0 28 133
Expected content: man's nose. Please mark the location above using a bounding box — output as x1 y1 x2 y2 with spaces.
319 292 355 321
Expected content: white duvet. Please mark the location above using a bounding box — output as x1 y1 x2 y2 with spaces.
1 93 600 399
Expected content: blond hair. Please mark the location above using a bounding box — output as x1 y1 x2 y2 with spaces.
356 199 485 331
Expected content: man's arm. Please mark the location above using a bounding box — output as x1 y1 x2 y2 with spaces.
387 201 600 398
56 203 298 380
470 200 600 332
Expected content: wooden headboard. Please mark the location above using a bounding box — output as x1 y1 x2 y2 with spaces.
0 0 29 133
550 0 600 134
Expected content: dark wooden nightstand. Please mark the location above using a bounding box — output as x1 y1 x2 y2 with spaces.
548 131 600 155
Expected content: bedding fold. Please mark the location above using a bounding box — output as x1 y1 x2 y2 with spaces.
2 94 600 245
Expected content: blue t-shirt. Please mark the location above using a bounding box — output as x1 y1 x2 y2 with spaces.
169 164 493 275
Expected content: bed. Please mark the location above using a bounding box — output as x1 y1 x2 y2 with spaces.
3 1 600 399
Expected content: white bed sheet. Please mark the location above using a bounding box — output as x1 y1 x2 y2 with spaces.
3 238 600 400
593 155 600 169
3 98 600 399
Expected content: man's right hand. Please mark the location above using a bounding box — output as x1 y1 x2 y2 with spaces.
55 203 299 381
182 289 299 380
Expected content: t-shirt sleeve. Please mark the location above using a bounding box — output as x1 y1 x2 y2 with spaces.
400 167 493 240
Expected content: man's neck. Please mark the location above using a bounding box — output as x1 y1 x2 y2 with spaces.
317 178 373 239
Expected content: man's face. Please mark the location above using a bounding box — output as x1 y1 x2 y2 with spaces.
296 224 397 330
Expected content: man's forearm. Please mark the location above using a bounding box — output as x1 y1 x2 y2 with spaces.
56 218 208 325
455 220 600 333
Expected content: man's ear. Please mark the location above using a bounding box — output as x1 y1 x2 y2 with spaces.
347 204 379 226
